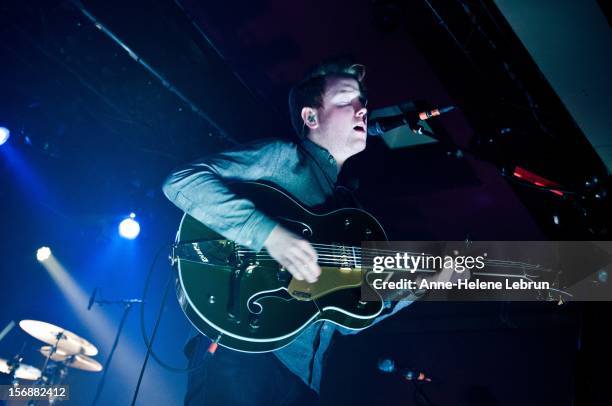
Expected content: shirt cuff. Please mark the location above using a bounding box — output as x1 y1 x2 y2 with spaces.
237 211 278 251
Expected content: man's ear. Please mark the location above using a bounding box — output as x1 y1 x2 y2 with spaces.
301 107 318 130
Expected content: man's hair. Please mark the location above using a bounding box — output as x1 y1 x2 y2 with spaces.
288 59 367 137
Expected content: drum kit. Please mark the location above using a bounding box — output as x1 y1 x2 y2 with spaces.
0 320 102 403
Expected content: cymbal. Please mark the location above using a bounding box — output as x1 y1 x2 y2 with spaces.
39 346 102 372
0 358 42 381
19 320 98 356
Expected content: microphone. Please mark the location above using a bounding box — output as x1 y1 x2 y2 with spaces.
368 105 455 136
87 287 99 310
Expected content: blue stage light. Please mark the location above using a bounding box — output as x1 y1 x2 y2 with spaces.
119 214 140 239
36 246 52 262
0 127 10 146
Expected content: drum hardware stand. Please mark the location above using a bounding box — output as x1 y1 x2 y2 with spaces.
47 363 68 405
27 333 65 406
39 333 65 379
7 355 24 385
28 363 69 405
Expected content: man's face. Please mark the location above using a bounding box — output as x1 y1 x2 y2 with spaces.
314 76 368 160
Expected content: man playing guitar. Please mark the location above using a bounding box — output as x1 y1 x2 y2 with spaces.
164 59 418 405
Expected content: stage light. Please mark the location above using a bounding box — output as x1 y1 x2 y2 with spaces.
0 127 9 146
36 246 51 262
119 214 140 239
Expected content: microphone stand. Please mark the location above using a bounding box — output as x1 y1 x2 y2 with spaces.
409 122 461 156
375 107 607 215
90 298 143 406
410 122 583 194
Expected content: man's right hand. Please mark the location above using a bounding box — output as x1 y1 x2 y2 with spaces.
263 225 321 283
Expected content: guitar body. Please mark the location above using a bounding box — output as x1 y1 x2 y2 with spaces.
174 182 387 352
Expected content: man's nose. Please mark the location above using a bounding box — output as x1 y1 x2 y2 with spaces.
355 106 367 119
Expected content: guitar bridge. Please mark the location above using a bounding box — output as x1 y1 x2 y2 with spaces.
292 291 312 299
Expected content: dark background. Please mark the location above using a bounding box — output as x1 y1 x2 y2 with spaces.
1 0 610 405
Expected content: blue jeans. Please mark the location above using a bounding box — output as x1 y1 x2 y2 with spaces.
184 335 319 405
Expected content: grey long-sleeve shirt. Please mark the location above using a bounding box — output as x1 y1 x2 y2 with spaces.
163 137 411 393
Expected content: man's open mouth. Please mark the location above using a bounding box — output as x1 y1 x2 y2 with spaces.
353 125 366 133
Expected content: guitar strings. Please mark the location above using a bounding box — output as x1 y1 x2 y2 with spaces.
234 250 545 271
235 246 545 268
235 244 546 269
235 251 544 269
182 237 548 270
236 251 545 269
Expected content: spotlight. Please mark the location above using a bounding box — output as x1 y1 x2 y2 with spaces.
36 246 52 262
0 127 9 146
119 214 140 239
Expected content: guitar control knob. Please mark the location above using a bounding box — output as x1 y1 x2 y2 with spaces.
208 295 216 304
277 267 291 283
248 314 260 330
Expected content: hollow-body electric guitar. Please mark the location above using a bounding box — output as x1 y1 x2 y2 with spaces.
172 181 388 353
